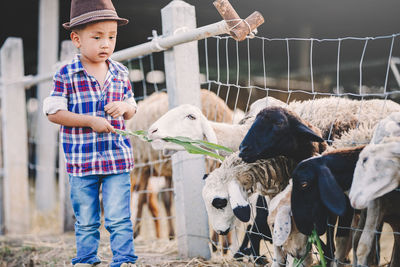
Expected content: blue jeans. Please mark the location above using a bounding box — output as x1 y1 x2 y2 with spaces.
69 172 138 267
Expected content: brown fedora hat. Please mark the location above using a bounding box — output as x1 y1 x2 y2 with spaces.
63 0 129 30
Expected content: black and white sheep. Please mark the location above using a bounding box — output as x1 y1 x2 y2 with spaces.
291 146 367 266
246 96 400 146
202 152 297 262
239 98 400 163
239 106 326 163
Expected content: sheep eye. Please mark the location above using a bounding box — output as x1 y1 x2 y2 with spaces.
362 157 368 165
186 114 196 120
300 182 308 189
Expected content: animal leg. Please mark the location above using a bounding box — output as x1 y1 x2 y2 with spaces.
147 182 161 238
356 199 383 266
162 176 175 239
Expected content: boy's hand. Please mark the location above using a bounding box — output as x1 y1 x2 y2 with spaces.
105 101 130 118
89 116 115 133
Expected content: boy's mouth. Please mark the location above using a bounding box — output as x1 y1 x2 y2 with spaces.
99 52 108 57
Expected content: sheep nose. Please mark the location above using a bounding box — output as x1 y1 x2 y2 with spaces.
147 126 160 139
218 228 230 235
239 145 249 153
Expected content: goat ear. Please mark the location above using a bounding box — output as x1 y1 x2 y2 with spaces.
318 166 347 216
200 114 218 143
272 205 292 246
202 173 209 180
296 123 325 143
227 180 250 222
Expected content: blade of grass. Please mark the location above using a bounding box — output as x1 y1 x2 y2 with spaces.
115 129 227 160
163 138 226 160
171 136 233 153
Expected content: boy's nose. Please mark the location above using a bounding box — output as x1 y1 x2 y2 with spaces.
101 39 110 48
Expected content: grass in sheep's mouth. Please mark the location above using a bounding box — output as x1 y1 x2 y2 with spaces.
115 129 232 161
293 229 326 267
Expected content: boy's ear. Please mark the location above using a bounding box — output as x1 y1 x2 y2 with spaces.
70 31 81 49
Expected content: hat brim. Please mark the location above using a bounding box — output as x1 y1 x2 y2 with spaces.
63 17 129 30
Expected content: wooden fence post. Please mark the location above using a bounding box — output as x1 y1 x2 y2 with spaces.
161 0 211 259
58 41 77 232
0 37 30 234
35 0 59 212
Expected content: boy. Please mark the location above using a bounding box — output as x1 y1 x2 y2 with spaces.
43 0 137 266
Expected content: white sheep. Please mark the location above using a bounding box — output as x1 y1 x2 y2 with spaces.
126 89 234 239
349 111 400 207
147 96 286 154
268 181 312 267
348 112 400 267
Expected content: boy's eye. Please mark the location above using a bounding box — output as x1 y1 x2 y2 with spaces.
109 36 115 40
93 37 100 40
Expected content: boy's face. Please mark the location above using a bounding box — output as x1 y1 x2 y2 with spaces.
71 20 118 64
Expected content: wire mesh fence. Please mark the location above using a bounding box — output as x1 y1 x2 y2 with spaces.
2 29 400 266
195 33 400 266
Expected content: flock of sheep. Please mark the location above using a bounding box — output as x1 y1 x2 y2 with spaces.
127 90 400 267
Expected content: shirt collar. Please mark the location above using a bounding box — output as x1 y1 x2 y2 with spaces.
68 54 126 78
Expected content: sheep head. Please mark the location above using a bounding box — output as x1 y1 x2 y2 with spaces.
349 112 400 209
291 156 347 236
148 104 218 155
349 140 400 209
370 111 400 144
202 167 251 234
239 107 324 163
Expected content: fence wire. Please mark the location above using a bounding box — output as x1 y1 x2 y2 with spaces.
2 30 400 266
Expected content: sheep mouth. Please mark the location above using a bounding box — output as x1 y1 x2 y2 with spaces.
151 139 183 152
163 149 177 157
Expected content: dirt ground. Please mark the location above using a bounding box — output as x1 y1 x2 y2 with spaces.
0 231 256 267
0 223 395 267
1 179 394 267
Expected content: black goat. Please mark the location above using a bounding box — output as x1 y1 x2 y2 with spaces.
233 195 272 265
239 106 325 163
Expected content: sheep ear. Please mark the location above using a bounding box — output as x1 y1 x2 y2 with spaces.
318 166 347 216
390 142 400 156
272 205 292 246
200 114 218 144
296 123 325 143
202 173 209 180
227 180 250 222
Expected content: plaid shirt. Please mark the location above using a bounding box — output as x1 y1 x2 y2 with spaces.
48 55 134 176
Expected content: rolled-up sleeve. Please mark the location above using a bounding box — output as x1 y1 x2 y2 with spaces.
43 96 68 115
43 72 68 115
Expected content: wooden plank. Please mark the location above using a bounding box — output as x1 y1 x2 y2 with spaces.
0 37 30 234
161 0 210 259
35 0 59 212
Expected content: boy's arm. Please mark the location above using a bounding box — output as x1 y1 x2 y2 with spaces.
48 110 115 133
